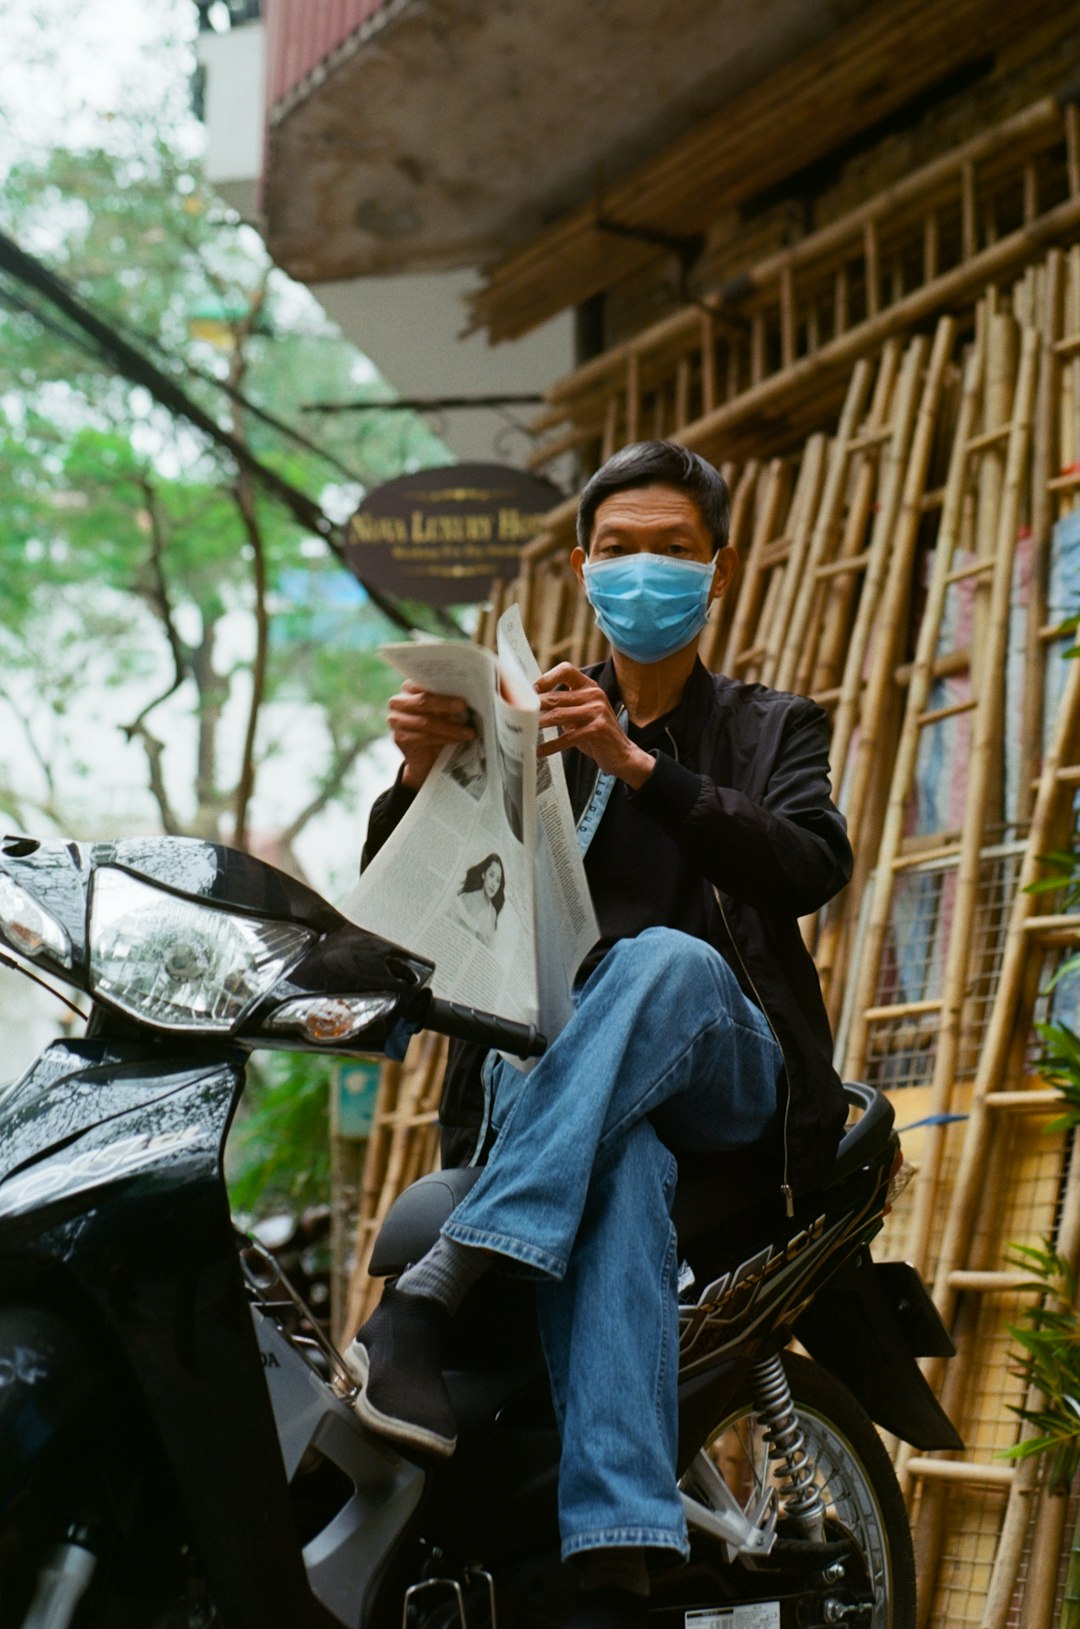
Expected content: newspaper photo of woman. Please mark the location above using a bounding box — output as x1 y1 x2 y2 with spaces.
451 853 505 948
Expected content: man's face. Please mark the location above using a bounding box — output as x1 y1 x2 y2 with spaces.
570 482 736 604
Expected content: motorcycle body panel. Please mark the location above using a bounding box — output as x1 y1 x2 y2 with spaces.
794 1250 962 1450
0 1040 320 1628
254 1306 425 1626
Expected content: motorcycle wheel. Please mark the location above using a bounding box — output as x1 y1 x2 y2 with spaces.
685 1351 916 1629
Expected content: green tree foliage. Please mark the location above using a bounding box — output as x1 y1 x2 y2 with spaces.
227 1052 335 1216
1005 1243 1080 1489
0 16 455 1222
0 128 451 851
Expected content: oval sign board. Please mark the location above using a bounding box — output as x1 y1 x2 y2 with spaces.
345 463 564 606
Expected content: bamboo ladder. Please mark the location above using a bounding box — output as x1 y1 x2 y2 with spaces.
716 340 899 692
839 313 1040 1270
892 252 1080 1629
811 320 959 1023
898 648 1080 1629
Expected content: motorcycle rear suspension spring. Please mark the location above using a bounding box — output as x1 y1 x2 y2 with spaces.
749 1352 827 1537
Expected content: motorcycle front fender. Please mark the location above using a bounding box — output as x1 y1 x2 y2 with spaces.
793 1248 963 1451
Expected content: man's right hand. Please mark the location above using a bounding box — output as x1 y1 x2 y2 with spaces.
389 682 476 790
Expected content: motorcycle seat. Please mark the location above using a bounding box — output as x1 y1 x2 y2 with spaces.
367 1084 893 1279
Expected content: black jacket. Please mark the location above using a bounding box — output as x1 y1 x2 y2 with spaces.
362 658 853 1198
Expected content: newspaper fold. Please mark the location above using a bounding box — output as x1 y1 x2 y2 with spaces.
341 608 598 1054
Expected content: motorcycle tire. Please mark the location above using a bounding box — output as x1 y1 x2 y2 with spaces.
685 1351 916 1629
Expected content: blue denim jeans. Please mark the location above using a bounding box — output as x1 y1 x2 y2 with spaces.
441 926 782 1560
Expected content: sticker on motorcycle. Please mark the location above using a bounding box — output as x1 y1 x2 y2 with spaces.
0 1126 202 1217
685 1602 780 1628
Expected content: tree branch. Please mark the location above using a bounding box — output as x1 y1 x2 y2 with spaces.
0 690 58 806
230 470 268 852
135 471 190 687
226 304 270 855
280 730 379 848
127 720 183 835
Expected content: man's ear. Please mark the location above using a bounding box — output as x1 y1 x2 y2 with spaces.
709 545 739 605
571 545 588 591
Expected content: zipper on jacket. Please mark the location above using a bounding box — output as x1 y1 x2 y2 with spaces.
713 886 795 1218
661 725 794 1215
578 716 795 1213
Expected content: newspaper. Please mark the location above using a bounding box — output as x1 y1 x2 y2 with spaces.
341 607 598 1051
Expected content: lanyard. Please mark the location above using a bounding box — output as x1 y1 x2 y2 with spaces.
574 707 627 858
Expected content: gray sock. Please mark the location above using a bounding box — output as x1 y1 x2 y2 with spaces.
396 1234 491 1316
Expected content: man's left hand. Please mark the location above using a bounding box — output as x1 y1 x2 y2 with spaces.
535 664 655 788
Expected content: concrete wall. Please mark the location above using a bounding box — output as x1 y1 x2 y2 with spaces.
196 19 575 470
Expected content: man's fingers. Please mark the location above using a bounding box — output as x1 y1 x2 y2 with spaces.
537 733 576 759
392 684 472 719
535 663 591 693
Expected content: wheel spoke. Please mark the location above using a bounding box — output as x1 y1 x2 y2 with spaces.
682 1358 909 1629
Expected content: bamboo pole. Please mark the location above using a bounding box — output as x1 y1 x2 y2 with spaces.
905 328 1038 1276
700 310 717 416
1018 250 1064 823
805 340 904 697
719 459 792 672
773 359 873 694
840 320 956 827
978 1122 1080 1629
816 332 947 1012
673 192 1080 466
759 435 828 688
927 650 1080 1370
824 337 926 802
700 459 758 671
470 39 1065 341
842 329 986 1080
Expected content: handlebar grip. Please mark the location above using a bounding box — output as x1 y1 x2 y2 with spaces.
424 996 547 1059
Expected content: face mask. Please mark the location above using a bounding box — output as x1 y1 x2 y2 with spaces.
582 553 717 664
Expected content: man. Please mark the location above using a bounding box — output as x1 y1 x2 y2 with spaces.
351 441 852 1627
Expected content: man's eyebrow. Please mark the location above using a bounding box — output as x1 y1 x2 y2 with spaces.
593 518 700 538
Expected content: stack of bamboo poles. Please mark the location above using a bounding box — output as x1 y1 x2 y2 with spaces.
341 1032 445 1335
523 93 1080 482
345 243 1080 1628
464 0 1069 344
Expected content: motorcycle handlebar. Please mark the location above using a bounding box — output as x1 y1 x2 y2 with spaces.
423 996 547 1059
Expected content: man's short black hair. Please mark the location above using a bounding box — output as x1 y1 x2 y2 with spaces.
576 440 731 554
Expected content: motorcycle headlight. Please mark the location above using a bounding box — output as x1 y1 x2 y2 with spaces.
89 867 314 1032
0 872 72 966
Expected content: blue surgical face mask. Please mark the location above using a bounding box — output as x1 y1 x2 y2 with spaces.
582 552 717 664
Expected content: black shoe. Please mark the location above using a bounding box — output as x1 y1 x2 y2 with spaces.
564 1587 649 1628
344 1285 457 1457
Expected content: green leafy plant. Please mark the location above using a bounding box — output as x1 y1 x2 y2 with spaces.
227 1052 334 1217
1004 1243 1080 1489
1032 1021 1080 1133
996 840 1080 1626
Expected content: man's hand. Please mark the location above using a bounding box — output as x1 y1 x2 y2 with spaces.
389 682 476 791
535 664 655 788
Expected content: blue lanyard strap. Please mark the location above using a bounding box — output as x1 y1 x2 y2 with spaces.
574 707 627 857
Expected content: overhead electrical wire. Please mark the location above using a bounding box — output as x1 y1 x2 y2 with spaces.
0 228 424 634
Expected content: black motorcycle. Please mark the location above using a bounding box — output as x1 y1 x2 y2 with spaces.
0 833 960 1629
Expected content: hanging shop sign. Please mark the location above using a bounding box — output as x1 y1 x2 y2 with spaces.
344 463 563 607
